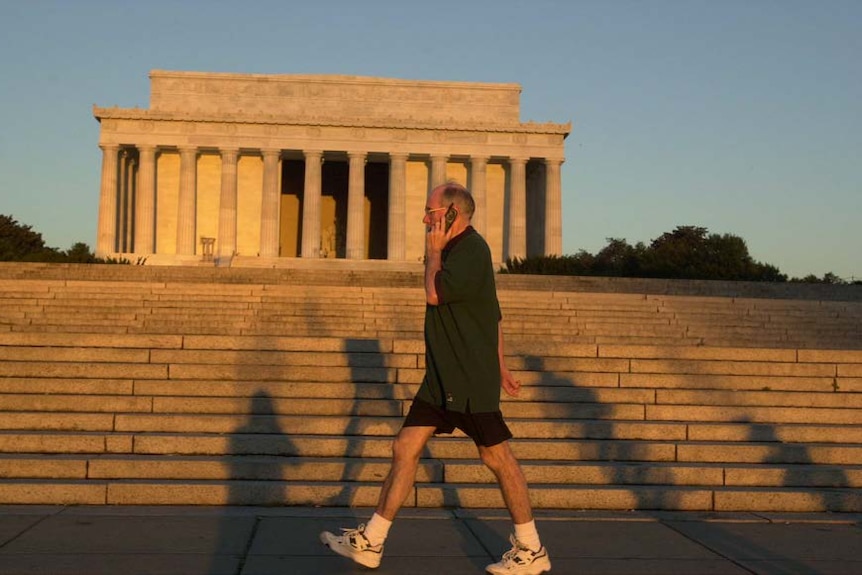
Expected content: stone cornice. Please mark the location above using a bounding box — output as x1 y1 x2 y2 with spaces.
150 69 522 93
92 106 571 136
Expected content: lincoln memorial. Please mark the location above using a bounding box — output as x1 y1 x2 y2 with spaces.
94 70 570 266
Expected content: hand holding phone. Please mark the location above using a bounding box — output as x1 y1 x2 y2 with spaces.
444 203 457 233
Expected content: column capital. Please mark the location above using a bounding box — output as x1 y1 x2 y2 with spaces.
99 143 120 152
220 147 239 156
261 148 282 158
508 156 529 164
304 149 323 158
430 153 449 161
348 151 367 166
544 157 565 166
178 145 198 154
389 152 409 161
137 144 157 153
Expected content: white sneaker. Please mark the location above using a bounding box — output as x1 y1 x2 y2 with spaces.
320 524 384 569
486 534 552 574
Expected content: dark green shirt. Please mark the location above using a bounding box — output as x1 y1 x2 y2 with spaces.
416 227 502 413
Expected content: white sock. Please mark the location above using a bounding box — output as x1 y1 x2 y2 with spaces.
514 520 542 552
363 513 392 547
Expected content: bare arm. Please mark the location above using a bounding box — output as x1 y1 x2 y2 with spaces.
499 322 520 397
424 249 442 305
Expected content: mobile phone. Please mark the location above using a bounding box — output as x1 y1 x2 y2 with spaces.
444 203 457 232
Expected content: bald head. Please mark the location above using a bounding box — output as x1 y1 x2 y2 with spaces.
431 182 475 221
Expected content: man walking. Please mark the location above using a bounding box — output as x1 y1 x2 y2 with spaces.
321 182 551 574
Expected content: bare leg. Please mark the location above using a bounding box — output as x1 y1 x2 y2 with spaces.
375 425 437 521
478 441 533 524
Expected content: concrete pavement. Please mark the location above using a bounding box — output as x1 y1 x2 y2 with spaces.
0 506 860 575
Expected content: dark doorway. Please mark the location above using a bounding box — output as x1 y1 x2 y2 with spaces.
366 162 389 260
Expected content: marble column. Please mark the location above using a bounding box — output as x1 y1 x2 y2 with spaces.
301 150 323 258
544 158 564 256
259 149 281 257
387 153 408 261
346 151 367 259
217 148 239 259
134 145 156 254
176 146 198 255
96 144 120 257
430 154 448 188
507 156 527 261
469 156 488 236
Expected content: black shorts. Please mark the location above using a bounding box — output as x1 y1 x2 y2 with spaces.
403 398 513 447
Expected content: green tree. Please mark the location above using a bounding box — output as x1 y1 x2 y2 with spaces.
640 226 786 281
502 225 789 282
0 214 105 264
593 238 645 277
641 226 712 279
0 214 62 261
64 242 99 263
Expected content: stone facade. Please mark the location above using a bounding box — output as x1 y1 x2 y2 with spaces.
94 70 569 265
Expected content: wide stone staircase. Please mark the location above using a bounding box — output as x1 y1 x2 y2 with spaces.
1 262 861 512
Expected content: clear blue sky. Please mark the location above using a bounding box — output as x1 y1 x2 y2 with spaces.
1 0 859 280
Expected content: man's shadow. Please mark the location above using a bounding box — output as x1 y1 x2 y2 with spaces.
208 389 297 575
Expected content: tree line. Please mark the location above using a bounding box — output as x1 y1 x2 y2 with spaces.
1 214 854 283
501 226 856 284
0 214 124 264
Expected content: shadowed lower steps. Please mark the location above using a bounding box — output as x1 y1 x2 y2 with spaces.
0 263 860 511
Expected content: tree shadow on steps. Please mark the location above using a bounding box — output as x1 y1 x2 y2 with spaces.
655 416 852 575
749 416 852 510
326 337 390 508
512 355 829 572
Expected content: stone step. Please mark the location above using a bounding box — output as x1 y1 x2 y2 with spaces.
122 380 655 404
2 366 857 399
0 332 184 348
144 349 420 368
0 378 135 395
2 408 860 444
3 454 859 489
646 404 862 425
7 292 857 322
0 361 169 380
6 312 857 347
444 460 862 489
115 414 666 437
655 389 862 409
0 396 404 417
2 266 860 513
620 373 847 392
7 281 856 309
0 454 436 482
9 296 854 327
0 347 152 364
419 483 862 513
6 430 857 466
105 394 857 423
0 478 859 511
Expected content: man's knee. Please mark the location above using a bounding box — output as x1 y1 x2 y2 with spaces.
479 441 517 472
391 427 432 463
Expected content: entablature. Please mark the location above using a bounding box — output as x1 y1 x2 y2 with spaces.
93 106 571 136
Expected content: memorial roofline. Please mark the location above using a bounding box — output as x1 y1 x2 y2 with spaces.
92 105 572 136
149 69 523 93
